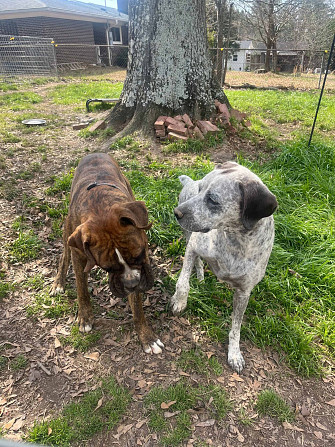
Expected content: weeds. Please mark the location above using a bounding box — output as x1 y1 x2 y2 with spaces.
177 348 223 376
60 326 101 353
46 169 74 196
10 354 28 371
8 231 42 263
255 389 294 423
26 289 75 319
26 376 131 446
145 380 231 446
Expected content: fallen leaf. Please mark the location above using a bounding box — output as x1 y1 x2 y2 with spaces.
300 403 310 417
113 423 133 440
195 419 215 427
84 352 100 361
314 431 323 439
161 400 177 409
12 418 24 431
135 420 146 429
229 373 244 382
137 380 147 388
206 351 215 359
237 431 244 442
326 399 335 407
54 337 61 348
94 397 103 412
316 422 327 431
48 427 52 435
4 418 16 430
164 411 181 418
217 376 225 384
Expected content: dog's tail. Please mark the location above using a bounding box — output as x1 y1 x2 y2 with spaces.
179 175 193 186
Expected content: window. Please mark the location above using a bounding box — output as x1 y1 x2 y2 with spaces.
233 54 238 61
109 27 122 45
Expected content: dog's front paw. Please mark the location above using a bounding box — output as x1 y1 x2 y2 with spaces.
143 339 164 355
50 283 65 296
170 293 187 315
228 350 245 374
77 313 94 333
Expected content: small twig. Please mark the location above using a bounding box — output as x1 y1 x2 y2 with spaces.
37 361 52 376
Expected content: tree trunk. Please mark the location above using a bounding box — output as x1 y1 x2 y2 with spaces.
216 0 226 86
264 0 275 72
108 0 228 136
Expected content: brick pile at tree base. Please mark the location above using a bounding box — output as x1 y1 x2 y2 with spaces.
154 101 251 142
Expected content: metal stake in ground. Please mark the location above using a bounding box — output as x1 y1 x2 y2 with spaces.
308 33 335 147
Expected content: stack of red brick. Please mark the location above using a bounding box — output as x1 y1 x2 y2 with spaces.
154 100 250 142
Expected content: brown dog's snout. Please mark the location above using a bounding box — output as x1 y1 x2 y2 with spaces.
174 208 184 220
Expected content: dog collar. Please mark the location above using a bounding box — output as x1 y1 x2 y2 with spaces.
87 182 121 191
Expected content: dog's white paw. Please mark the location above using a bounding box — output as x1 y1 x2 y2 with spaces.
78 322 93 333
228 350 245 374
50 284 64 296
144 339 164 355
170 294 187 315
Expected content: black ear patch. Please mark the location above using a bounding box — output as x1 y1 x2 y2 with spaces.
239 181 278 231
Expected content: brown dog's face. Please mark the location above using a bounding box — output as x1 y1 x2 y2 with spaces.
68 201 154 298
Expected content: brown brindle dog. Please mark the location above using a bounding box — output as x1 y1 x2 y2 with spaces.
51 153 164 354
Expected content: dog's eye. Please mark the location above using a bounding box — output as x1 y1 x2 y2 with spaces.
207 194 220 206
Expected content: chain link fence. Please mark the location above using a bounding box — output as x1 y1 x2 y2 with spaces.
0 35 57 77
0 35 128 79
210 47 327 76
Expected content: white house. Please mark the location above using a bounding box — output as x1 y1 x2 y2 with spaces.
227 40 257 71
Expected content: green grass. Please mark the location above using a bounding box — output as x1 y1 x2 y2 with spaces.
145 381 231 446
26 376 131 446
10 354 28 371
24 274 45 291
177 348 223 376
163 133 225 154
8 231 42 263
255 389 294 423
0 280 13 299
49 81 123 106
127 156 213 248
0 82 19 92
46 169 74 196
60 326 101 352
226 90 335 136
0 355 8 370
26 289 75 319
0 91 43 111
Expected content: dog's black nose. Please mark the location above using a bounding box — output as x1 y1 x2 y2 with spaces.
174 208 183 220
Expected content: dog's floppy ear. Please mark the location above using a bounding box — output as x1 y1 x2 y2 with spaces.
68 224 97 272
118 201 152 230
239 181 278 231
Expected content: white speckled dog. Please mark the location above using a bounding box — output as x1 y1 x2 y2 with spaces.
171 161 277 373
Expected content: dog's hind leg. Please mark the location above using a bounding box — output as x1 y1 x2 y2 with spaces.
128 292 164 354
170 243 197 315
50 218 71 295
227 288 251 374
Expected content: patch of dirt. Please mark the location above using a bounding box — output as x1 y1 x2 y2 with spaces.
0 75 334 447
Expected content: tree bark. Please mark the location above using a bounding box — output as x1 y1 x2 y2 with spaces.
108 0 228 136
215 0 226 86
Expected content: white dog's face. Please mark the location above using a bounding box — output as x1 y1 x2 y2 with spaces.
174 162 277 233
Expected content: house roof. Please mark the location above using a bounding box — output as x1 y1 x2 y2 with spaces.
0 0 128 23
